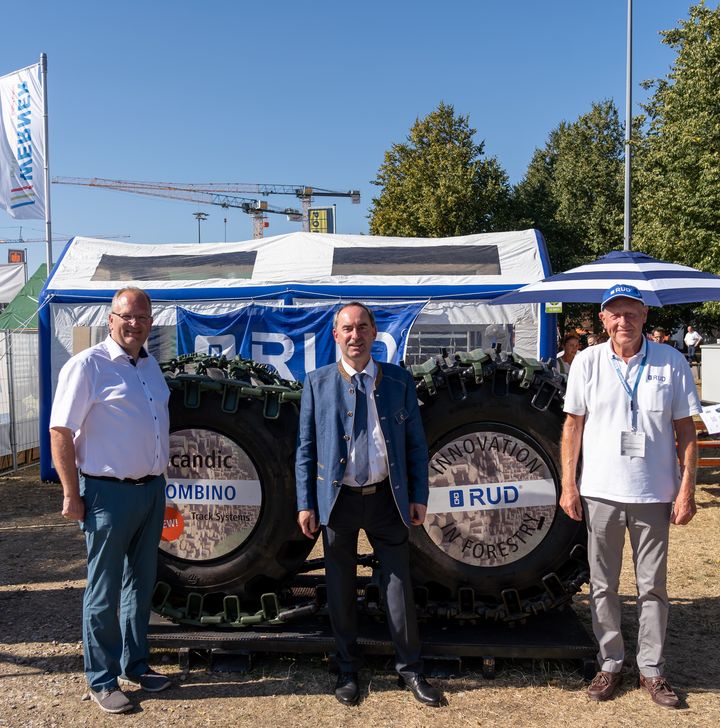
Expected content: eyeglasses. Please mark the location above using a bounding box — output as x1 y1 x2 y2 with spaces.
111 312 152 324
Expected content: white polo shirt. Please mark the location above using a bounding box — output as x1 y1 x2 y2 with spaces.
340 358 389 486
684 330 702 348
564 339 701 503
50 336 170 479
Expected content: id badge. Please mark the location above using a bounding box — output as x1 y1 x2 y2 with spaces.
620 430 646 457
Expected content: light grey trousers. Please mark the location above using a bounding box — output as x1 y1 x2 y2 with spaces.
583 497 672 678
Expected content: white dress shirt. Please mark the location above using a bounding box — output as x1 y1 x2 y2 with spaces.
50 336 170 479
340 358 389 486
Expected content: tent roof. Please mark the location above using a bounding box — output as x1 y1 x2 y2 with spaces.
43 230 551 302
0 264 46 330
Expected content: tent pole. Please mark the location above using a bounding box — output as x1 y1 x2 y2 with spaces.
624 0 633 251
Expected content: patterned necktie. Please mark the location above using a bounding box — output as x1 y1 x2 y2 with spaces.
353 373 369 486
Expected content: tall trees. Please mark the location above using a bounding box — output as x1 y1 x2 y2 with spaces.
634 2 720 277
369 103 510 237
512 100 625 274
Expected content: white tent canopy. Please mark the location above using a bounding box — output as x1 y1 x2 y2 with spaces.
39 230 556 479
48 230 548 292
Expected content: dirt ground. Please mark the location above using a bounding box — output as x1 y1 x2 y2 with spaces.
1 465 718 728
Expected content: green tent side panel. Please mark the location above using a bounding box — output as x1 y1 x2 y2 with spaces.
0 264 47 331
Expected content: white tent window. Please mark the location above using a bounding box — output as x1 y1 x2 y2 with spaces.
405 323 513 365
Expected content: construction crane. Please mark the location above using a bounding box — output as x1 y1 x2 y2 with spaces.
53 177 360 238
153 181 362 229
0 228 130 281
53 177 303 239
0 227 130 245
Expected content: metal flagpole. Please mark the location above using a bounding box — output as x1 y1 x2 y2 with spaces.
624 0 633 251
40 53 52 270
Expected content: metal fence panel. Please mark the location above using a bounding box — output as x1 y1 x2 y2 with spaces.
0 331 39 471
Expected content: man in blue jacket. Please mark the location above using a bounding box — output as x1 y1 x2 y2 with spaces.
296 302 445 707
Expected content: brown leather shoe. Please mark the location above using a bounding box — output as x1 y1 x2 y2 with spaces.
639 675 680 708
587 670 622 701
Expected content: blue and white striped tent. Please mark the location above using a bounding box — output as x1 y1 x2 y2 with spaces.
491 250 720 307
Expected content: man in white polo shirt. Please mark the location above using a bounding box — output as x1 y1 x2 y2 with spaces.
50 287 170 714
683 325 703 362
560 283 700 709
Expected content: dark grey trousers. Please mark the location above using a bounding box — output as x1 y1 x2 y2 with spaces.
322 484 422 675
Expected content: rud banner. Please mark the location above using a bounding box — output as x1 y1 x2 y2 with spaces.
176 302 426 382
0 63 46 219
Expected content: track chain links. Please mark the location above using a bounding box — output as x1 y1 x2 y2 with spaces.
161 353 302 419
155 350 588 627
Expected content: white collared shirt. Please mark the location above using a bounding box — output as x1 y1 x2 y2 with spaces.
50 336 170 479
564 339 701 503
340 358 389 486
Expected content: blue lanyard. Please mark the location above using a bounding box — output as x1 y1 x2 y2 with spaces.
611 350 648 431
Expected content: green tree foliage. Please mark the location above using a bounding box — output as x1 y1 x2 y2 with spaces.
369 103 510 237
635 3 720 280
512 100 625 274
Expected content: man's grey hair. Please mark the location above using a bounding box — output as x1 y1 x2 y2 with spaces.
333 301 376 329
111 287 153 314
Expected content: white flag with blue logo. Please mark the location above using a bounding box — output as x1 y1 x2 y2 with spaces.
0 63 46 219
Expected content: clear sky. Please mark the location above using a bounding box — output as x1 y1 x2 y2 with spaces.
0 0 714 277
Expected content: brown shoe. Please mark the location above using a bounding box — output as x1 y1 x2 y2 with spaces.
587 670 622 701
639 675 679 708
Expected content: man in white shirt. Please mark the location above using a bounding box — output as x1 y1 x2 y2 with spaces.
560 283 700 709
50 287 170 714
683 325 703 362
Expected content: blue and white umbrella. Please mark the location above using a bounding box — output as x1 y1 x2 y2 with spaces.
492 250 720 307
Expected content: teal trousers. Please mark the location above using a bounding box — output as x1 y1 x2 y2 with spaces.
80 474 166 691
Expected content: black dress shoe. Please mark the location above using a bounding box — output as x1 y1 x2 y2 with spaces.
334 672 359 706
397 673 446 707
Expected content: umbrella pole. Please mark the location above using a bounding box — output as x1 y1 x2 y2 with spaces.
624 0 633 251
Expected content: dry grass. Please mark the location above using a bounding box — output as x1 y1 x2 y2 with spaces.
1 466 718 728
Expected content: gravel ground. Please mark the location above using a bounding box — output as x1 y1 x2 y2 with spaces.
1 466 718 728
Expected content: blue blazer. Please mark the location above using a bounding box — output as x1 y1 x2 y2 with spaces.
295 360 429 527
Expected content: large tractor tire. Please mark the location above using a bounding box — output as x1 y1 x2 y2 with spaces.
157 376 314 602
409 354 588 618
156 354 587 623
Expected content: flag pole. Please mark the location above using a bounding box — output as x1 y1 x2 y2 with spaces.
623 0 633 251
40 53 52 271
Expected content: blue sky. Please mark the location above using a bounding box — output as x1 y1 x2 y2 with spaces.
0 0 713 276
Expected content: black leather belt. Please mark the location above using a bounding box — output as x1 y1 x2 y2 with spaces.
80 471 158 485
344 478 389 495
